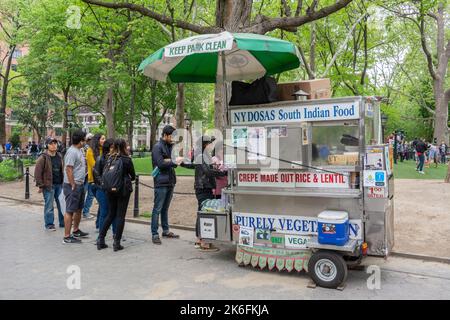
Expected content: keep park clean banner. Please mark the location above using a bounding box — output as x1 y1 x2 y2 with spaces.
164 31 234 57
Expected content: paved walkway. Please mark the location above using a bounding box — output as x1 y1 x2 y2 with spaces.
1 198 450 300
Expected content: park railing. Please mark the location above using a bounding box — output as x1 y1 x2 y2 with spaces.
131 174 195 219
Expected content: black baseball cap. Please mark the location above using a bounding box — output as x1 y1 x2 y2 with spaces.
162 125 176 136
45 137 58 145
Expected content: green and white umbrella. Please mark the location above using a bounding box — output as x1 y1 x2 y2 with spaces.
138 31 301 83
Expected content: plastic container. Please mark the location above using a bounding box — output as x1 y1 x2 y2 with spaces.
151 167 160 177
317 210 349 246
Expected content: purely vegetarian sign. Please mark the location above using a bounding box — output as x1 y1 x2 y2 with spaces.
233 212 362 240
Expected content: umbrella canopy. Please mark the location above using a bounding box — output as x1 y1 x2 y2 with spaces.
138 31 301 83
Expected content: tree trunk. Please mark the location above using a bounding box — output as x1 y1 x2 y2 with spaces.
149 80 158 150
445 159 450 183
104 46 117 139
0 45 16 149
433 78 448 144
309 22 316 79
62 86 70 146
104 87 115 139
214 0 253 130
176 83 185 129
127 78 136 148
432 3 449 145
150 118 158 151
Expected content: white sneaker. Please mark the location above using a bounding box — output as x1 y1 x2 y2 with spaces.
419 171 425 174
83 214 95 219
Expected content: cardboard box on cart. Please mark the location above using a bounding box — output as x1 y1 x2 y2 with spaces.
277 78 332 101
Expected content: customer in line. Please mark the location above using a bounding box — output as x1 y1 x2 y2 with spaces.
97 139 135 251
93 138 117 234
150 125 183 245
34 137 65 230
82 133 95 219
63 130 89 244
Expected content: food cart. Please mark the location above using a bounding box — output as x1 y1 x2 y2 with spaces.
198 96 394 289
138 31 394 289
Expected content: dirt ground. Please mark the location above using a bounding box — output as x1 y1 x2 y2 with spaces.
393 179 450 258
2 174 449 258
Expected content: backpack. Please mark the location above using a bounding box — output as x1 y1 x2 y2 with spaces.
101 155 124 193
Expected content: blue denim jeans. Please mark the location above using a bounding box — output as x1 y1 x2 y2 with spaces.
417 154 425 171
95 186 117 235
151 187 174 237
82 182 95 216
43 184 64 228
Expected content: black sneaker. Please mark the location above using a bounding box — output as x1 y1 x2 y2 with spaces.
62 236 82 244
46 225 56 231
152 236 162 245
73 229 89 238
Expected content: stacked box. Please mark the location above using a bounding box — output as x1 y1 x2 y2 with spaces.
277 78 332 101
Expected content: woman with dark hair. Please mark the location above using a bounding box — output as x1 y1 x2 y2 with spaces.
181 136 227 251
93 138 117 235
83 133 105 220
97 138 136 251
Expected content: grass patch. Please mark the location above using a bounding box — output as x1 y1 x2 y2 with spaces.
140 211 152 219
0 160 22 182
21 158 36 167
132 156 194 176
393 160 448 179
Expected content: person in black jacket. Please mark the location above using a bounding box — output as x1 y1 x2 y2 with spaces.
97 139 136 251
93 138 117 235
150 125 183 245
181 135 227 251
415 139 428 174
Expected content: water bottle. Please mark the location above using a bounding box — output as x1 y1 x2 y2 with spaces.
151 167 160 177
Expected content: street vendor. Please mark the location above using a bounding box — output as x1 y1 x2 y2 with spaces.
180 136 227 251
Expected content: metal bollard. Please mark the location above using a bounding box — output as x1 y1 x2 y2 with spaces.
25 167 30 200
133 175 139 217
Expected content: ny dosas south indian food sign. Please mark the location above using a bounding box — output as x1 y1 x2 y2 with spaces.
231 100 360 125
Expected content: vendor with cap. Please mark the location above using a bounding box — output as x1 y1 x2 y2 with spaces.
181 135 227 251
34 137 65 230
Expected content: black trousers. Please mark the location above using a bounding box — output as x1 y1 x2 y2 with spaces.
99 191 131 242
195 189 214 238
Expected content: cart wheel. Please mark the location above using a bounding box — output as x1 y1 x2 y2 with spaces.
308 251 348 289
